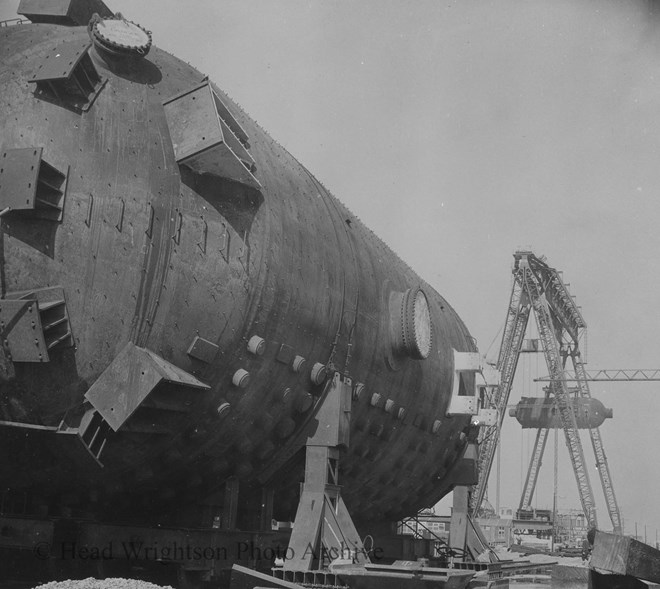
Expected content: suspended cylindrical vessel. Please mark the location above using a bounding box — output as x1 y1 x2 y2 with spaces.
509 396 613 429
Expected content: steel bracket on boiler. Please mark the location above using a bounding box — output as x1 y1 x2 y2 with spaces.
283 372 368 571
0 286 74 366
79 342 210 464
447 350 500 428
162 82 261 190
84 342 210 432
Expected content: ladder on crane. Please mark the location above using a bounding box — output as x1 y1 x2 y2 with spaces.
470 251 623 532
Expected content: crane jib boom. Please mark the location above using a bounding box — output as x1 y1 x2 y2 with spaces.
535 369 660 382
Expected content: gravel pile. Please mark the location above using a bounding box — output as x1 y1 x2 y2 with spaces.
33 579 174 589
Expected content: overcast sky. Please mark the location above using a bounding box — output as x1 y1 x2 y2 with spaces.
3 0 660 538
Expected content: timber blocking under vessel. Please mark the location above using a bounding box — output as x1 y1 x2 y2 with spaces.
0 0 495 584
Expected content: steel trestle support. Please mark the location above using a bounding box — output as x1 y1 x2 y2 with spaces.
283 372 368 571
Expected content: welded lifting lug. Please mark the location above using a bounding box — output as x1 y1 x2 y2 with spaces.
85 193 94 226
172 211 182 244
145 204 154 238
219 221 227 252
115 198 124 232
238 230 247 259
197 219 208 254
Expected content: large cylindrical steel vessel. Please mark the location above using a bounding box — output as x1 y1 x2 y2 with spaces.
0 8 477 528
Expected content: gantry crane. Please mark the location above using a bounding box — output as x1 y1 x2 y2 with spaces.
469 251 621 532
